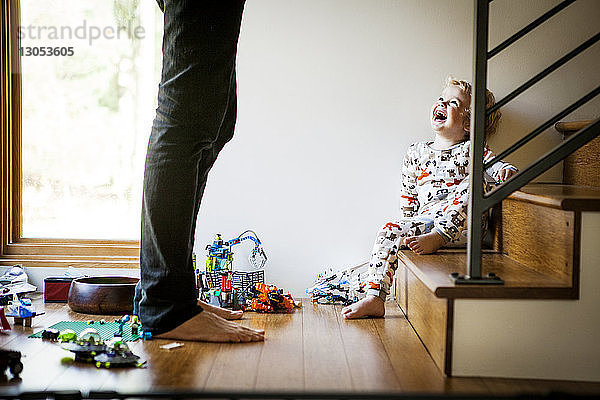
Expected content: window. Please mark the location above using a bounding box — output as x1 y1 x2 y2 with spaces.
1 0 163 268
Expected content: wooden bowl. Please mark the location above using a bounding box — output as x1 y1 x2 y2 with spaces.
67 276 139 315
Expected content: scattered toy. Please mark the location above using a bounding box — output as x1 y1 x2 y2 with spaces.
94 338 142 368
196 231 267 310
57 328 143 368
246 282 298 313
41 328 60 341
0 265 27 285
5 298 44 327
306 263 368 306
58 329 78 343
30 321 140 342
60 328 107 362
115 315 130 337
160 342 184 350
205 231 267 272
0 308 11 331
130 315 140 336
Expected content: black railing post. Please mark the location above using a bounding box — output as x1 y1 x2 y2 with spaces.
468 0 488 279
451 0 503 285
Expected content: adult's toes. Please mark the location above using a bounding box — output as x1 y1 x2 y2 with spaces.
239 334 253 343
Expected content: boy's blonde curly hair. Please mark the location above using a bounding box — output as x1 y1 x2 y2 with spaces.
445 76 501 139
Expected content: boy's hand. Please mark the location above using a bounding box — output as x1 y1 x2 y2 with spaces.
498 168 517 183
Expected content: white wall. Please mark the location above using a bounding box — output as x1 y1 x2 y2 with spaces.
190 0 599 296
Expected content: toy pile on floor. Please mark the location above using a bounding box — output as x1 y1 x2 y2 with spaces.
0 266 46 379
306 263 368 306
196 232 299 312
29 315 145 368
0 265 42 330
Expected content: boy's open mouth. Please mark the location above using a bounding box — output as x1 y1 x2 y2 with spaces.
433 107 447 122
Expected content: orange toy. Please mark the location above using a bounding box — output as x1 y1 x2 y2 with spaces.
247 283 296 313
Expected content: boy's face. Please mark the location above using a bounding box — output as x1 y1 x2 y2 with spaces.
431 85 470 139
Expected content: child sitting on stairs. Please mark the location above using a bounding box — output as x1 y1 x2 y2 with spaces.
342 77 518 319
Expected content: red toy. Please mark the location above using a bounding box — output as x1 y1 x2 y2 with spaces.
0 308 11 331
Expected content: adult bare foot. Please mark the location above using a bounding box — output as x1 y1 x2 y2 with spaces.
341 295 385 319
198 300 243 320
155 310 265 342
404 231 446 255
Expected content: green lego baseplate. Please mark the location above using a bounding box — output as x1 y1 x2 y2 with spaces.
29 320 141 342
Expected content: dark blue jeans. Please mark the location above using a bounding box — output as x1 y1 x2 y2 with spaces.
133 0 246 335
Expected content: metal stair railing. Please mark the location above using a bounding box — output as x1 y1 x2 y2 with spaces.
452 0 600 284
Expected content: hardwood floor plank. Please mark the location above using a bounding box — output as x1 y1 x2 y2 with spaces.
138 340 222 391
254 310 304 391
0 339 67 391
302 302 352 391
334 304 402 392
203 311 267 391
374 301 447 392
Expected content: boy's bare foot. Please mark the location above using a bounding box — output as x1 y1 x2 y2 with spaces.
404 231 446 255
341 295 385 319
155 311 265 342
197 300 243 320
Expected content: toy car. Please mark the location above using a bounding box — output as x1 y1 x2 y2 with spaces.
60 328 108 363
94 338 141 368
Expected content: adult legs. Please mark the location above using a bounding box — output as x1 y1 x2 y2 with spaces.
134 0 262 341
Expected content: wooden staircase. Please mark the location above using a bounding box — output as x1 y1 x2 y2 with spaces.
393 120 600 382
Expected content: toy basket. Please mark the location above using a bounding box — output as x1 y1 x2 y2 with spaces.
199 270 264 293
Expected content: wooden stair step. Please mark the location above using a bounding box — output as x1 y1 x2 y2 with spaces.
554 119 600 187
398 250 574 300
508 183 600 211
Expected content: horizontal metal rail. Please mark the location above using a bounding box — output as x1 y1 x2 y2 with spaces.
482 118 600 210
484 85 600 170
488 0 576 59
488 32 600 115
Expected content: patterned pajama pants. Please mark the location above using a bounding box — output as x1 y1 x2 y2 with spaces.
366 208 469 300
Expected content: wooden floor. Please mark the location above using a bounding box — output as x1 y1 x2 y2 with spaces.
1 294 599 397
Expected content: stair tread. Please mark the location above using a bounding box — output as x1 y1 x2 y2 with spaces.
398 250 574 299
509 183 600 211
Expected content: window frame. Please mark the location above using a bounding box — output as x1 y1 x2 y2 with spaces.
1 0 139 269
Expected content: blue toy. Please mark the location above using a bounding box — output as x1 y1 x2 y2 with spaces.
115 315 130 337
5 297 41 327
205 231 267 271
197 230 267 310
306 264 368 306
